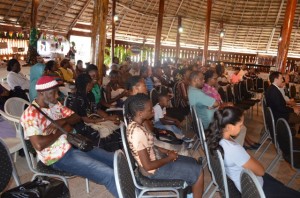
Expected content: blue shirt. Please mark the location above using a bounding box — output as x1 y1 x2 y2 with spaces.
188 86 216 129
29 63 45 102
145 77 154 91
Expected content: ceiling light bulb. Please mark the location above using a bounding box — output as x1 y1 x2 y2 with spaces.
114 15 119 22
179 27 183 33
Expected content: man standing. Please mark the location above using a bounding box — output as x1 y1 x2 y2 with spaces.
29 55 45 102
20 76 118 197
266 71 300 132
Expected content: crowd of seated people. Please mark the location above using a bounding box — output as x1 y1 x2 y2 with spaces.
2 55 300 198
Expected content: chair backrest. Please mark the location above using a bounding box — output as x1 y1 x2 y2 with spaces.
256 78 263 90
114 150 136 198
4 97 30 118
246 78 254 92
226 85 234 103
240 169 266 198
0 138 13 192
150 88 159 106
290 85 297 98
207 149 229 198
190 106 203 147
233 83 241 102
19 124 39 173
122 106 128 127
218 87 228 102
264 107 277 147
276 118 294 168
120 123 139 183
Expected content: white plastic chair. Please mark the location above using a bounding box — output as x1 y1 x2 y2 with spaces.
0 110 23 162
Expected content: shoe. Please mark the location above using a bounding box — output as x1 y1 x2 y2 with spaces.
182 137 194 143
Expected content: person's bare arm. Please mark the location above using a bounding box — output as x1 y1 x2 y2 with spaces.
180 83 188 101
138 148 177 171
106 85 127 103
29 131 64 151
242 156 265 176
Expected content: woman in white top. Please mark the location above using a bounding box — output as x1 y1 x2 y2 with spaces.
206 106 300 197
6 59 29 90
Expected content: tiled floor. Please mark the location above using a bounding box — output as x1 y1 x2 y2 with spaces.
1 65 299 197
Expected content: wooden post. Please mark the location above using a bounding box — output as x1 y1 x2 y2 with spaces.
218 22 223 61
111 0 116 62
91 0 109 80
31 0 39 28
202 0 212 66
154 0 165 66
175 16 181 65
276 0 297 73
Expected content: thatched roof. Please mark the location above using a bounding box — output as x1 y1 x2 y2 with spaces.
1 0 300 57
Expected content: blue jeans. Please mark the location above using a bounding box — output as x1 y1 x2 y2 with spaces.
149 155 202 186
154 121 183 138
51 147 118 197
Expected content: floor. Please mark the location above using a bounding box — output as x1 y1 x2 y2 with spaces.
1 65 300 197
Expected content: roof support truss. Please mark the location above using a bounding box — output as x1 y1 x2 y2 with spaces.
68 0 92 32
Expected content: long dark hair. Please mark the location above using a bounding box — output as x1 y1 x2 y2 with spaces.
75 73 92 97
45 60 56 72
124 93 150 122
206 106 244 156
7 59 19 72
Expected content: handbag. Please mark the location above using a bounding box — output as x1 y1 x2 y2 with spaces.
1 176 70 198
153 128 183 145
32 104 93 152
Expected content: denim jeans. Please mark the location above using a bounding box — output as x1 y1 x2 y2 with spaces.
51 147 118 197
149 155 202 186
154 121 183 139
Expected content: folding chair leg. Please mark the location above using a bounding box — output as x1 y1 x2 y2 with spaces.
287 172 299 187
266 155 281 173
14 152 17 162
203 180 214 196
208 186 218 198
86 178 90 193
257 141 272 160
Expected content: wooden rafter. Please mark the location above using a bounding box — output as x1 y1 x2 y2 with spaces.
38 0 62 28
137 0 156 36
53 0 78 29
17 1 31 23
68 0 92 32
266 0 284 51
255 0 270 50
166 0 185 39
4 0 18 21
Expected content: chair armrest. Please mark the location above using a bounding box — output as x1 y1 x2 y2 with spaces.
106 107 123 112
0 110 20 123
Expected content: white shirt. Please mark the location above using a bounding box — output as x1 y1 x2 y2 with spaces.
219 138 263 192
7 71 30 90
153 103 166 122
129 68 140 76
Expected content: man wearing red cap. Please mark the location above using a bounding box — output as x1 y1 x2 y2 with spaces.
20 76 117 197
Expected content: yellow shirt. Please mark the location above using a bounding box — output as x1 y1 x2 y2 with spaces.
58 67 74 82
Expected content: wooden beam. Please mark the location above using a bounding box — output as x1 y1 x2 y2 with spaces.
218 22 223 61
68 0 92 32
276 0 297 73
4 0 18 21
17 1 31 23
53 0 77 30
31 0 40 28
154 0 165 66
175 16 181 63
91 0 109 81
166 0 185 39
202 0 212 66
73 23 92 30
38 0 62 28
266 0 284 52
111 0 116 61
68 30 91 37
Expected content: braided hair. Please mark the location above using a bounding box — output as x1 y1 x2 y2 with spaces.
124 93 150 122
206 106 244 156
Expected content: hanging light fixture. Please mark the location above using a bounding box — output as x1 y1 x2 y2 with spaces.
113 15 119 22
220 29 225 38
179 27 183 33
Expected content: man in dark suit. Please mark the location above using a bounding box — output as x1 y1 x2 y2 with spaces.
266 71 300 133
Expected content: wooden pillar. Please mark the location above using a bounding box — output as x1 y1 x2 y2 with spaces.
91 0 108 80
276 0 297 73
154 0 165 66
218 22 224 61
202 0 212 66
175 16 181 65
31 0 39 28
111 0 116 62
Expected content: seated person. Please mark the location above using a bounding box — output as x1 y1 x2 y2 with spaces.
243 68 258 80
20 76 118 197
75 60 85 76
206 107 300 198
6 59 29 91
106 70 128 107
43 60 61 78
66 74 120 139
86 64 111 110
153 94 193 144
231 67 240 84
29 55 45 102
140 66 154 92
125 94 204 198
174 68 191 109
57 59 76 82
